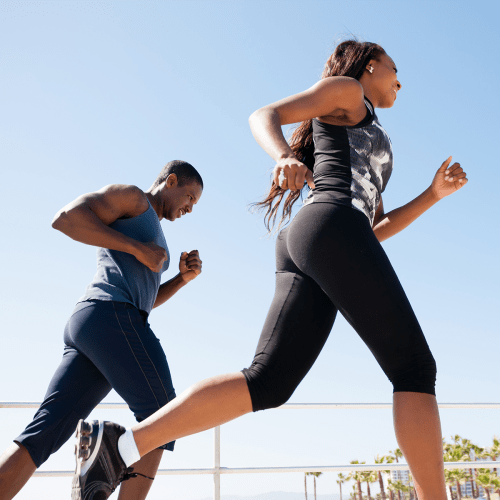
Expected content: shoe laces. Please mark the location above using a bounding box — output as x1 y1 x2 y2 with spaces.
122 467 155 482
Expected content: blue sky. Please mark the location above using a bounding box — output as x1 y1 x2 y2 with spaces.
0 1 499 498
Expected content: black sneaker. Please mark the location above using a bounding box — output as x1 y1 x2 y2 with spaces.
72 419 129 500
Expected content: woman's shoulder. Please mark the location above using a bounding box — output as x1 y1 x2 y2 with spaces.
313 77 367 126
313 76 364 101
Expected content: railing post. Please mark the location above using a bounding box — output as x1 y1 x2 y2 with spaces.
214 426 221 500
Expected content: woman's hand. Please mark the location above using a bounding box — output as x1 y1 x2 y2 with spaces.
431 156 468 200
273 155 315 191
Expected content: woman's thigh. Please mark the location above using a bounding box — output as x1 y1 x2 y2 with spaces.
287 203 436 394
243 228 338 411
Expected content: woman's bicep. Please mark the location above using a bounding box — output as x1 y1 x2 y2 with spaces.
264 77 364 126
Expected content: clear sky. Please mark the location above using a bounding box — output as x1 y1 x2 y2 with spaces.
0 1 499 499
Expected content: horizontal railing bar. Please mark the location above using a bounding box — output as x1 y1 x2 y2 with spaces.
33 468 217 477
3 402 500 409
216 462 500 474
33 461 498 477
279 403 500 409
0 402 130 409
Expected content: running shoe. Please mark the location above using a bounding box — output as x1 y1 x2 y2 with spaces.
72 419 130 500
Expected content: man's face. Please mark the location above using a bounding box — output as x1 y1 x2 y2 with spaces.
162 177 203 221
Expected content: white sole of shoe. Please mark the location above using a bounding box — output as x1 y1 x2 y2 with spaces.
71 419 104 500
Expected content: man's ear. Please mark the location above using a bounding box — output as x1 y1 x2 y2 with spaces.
165 173 178 188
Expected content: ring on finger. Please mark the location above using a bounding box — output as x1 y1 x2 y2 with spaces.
278 170 287 188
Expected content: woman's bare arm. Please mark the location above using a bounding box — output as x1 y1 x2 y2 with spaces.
373 157 468 242
249 77 364 191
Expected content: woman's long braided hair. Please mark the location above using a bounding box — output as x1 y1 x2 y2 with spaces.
252 40 386 233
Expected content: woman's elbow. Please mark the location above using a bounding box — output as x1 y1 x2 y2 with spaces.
51 210 70 231
249 106 274 128
248 108 262 129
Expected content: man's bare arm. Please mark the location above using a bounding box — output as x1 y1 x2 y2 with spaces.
52 185 167 273
153 251 202 308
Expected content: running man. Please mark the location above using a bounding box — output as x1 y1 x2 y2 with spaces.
0 160 203 500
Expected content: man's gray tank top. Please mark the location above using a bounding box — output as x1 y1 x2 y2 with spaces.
303 97 393 225
78 198 170 314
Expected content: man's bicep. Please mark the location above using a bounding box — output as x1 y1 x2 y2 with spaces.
63 185 147 226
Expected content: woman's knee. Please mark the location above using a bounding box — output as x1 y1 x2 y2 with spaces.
242 366 298 412
390 352 437 396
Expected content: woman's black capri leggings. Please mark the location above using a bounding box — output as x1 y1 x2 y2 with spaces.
242 203 436 412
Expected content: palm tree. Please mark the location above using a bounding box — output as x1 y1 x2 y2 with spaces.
453 469 469 500
471 444 485 498
337 473 347 500
443 436 470 500
388 479 407 500
491 436 500 464
475 469 497 500
374 455 390 500
362 470 378 500
388 485 395 500
407 472 417 500
457 437 477 498
454 434 474 494
348 461 365 500
444 468 457 500
484 437 500 475
349 485 358 500
390 448 403 464
306 472 322 500
382 455 395 500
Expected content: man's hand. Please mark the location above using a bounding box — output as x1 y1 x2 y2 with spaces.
136 241 169 273
431 156 468 200
179 250 202 283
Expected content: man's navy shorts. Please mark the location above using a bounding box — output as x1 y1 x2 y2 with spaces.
15 300 176 467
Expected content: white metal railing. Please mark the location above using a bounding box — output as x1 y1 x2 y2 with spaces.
2 402 499 500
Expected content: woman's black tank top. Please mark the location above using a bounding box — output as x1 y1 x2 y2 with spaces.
303 97 393 225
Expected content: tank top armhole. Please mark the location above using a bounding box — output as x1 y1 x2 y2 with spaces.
312 97 374 130
350 97 374 128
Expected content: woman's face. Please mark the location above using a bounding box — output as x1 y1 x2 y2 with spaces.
367 53 401 108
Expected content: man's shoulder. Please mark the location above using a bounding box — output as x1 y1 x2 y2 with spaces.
98 184 149 217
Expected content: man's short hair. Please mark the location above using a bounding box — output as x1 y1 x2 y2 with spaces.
154 160 203 189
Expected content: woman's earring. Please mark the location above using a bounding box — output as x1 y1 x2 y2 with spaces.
367 66 374 74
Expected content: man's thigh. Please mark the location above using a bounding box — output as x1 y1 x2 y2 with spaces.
70 301 176 449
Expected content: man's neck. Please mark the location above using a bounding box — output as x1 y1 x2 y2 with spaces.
145 187 164 220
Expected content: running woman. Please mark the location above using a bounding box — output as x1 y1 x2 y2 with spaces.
0 160 203 500
72 41 468 500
